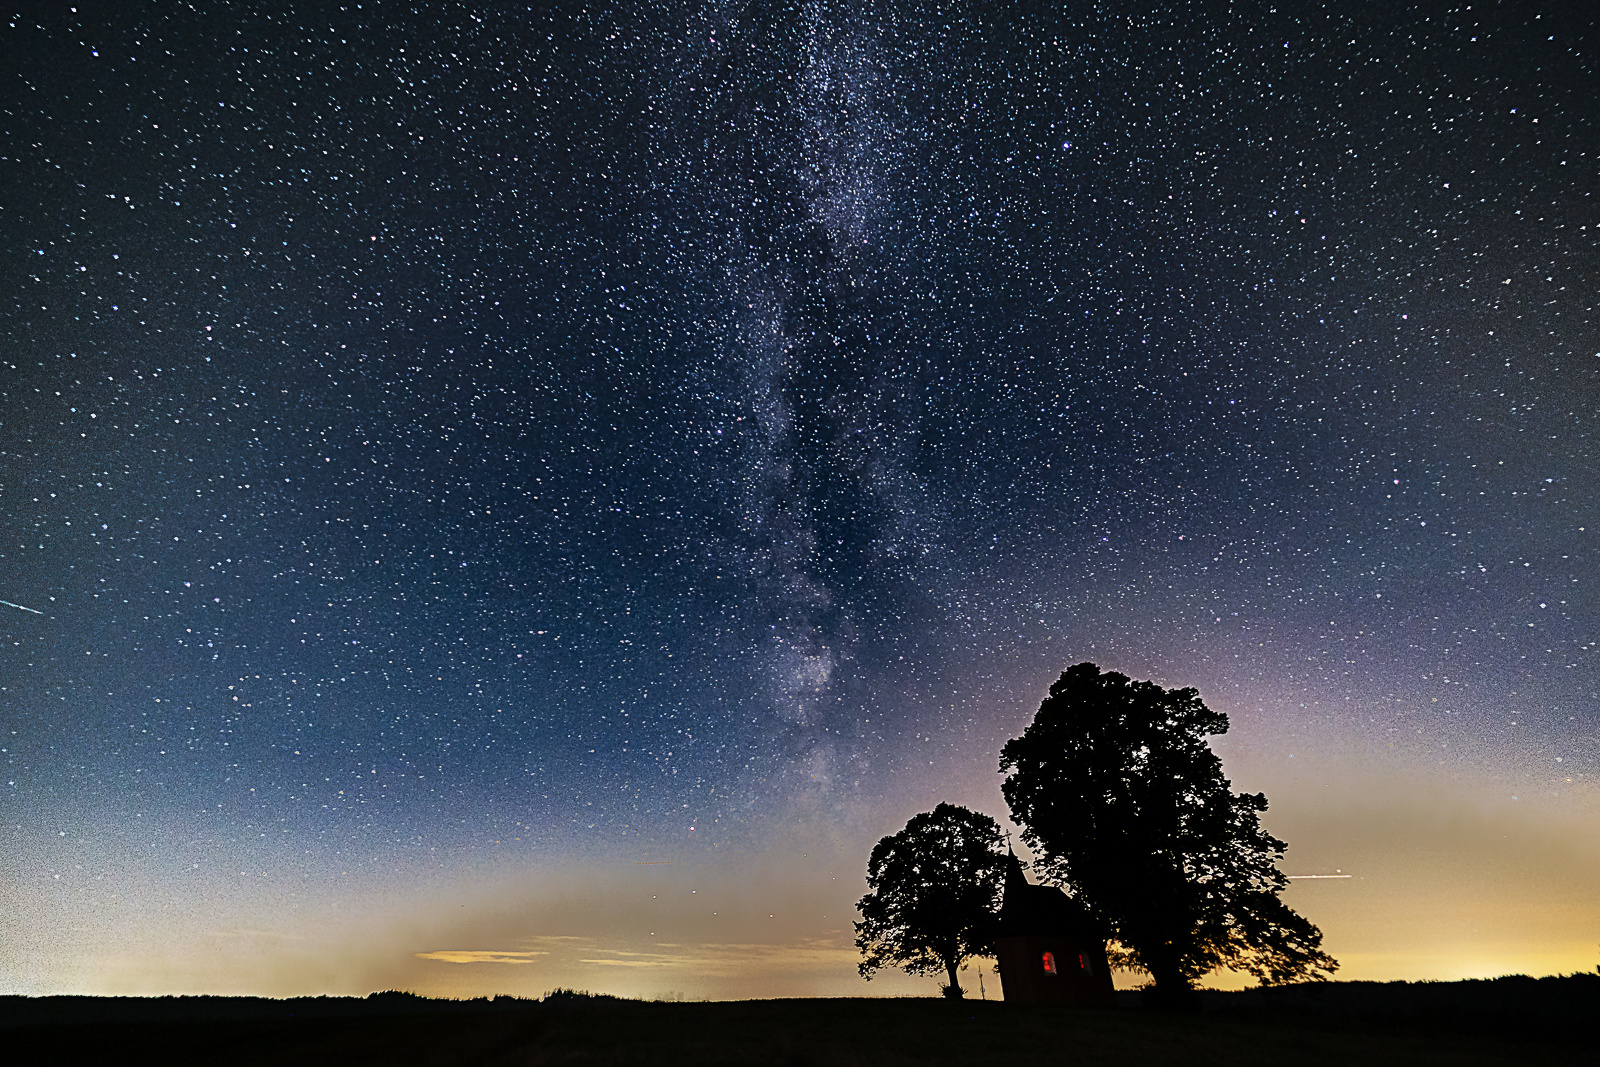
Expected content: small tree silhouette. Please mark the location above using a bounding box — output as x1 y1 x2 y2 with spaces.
854 802 1009 998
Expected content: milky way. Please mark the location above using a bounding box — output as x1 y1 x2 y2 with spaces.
2 2 1594 996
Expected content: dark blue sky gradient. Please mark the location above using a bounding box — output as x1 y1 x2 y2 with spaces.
2 1 1594 996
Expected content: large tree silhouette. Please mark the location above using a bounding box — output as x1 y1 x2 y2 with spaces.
1000 663 1337 1004
854 802 1009 998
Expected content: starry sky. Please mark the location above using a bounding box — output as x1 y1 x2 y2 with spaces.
2 1 1595 999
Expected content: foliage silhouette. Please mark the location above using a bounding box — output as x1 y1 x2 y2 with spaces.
1000 663 1337 1005
854 802 1009 997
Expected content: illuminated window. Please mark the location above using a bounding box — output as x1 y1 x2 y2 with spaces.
1041 951 1057 975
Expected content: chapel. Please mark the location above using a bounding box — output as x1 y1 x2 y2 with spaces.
992 852 1116 1007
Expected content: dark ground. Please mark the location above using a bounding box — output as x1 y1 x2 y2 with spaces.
2 976 1595 1066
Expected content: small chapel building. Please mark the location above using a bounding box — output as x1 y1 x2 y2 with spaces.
993 853 1116 1007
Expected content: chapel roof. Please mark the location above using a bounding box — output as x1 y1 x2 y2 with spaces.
997 851 1099 941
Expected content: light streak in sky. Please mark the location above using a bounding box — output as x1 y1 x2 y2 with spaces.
1287 874 1353 879
1 599 43 614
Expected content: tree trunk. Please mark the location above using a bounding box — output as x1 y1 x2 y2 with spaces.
1143 954 1196 1011
943 957 964 998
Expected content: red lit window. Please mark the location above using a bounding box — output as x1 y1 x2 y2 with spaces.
1079 952 1092 974
1041 951 1057 975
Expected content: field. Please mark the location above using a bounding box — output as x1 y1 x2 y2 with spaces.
3 976 1594 1066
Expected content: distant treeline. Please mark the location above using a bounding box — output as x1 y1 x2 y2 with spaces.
0 988 566 1028
1196 972 1597 1017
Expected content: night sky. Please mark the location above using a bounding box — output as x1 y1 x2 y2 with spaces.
3 2 1595 999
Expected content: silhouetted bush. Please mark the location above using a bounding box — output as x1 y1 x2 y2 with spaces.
541 988 625 1005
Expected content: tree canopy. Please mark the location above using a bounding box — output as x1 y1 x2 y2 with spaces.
853 802 1009 998
999 662 1337 1002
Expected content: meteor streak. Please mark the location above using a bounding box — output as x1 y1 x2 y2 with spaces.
1 599 43 615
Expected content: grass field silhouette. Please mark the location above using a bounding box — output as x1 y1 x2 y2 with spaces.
4 976 1594 1065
